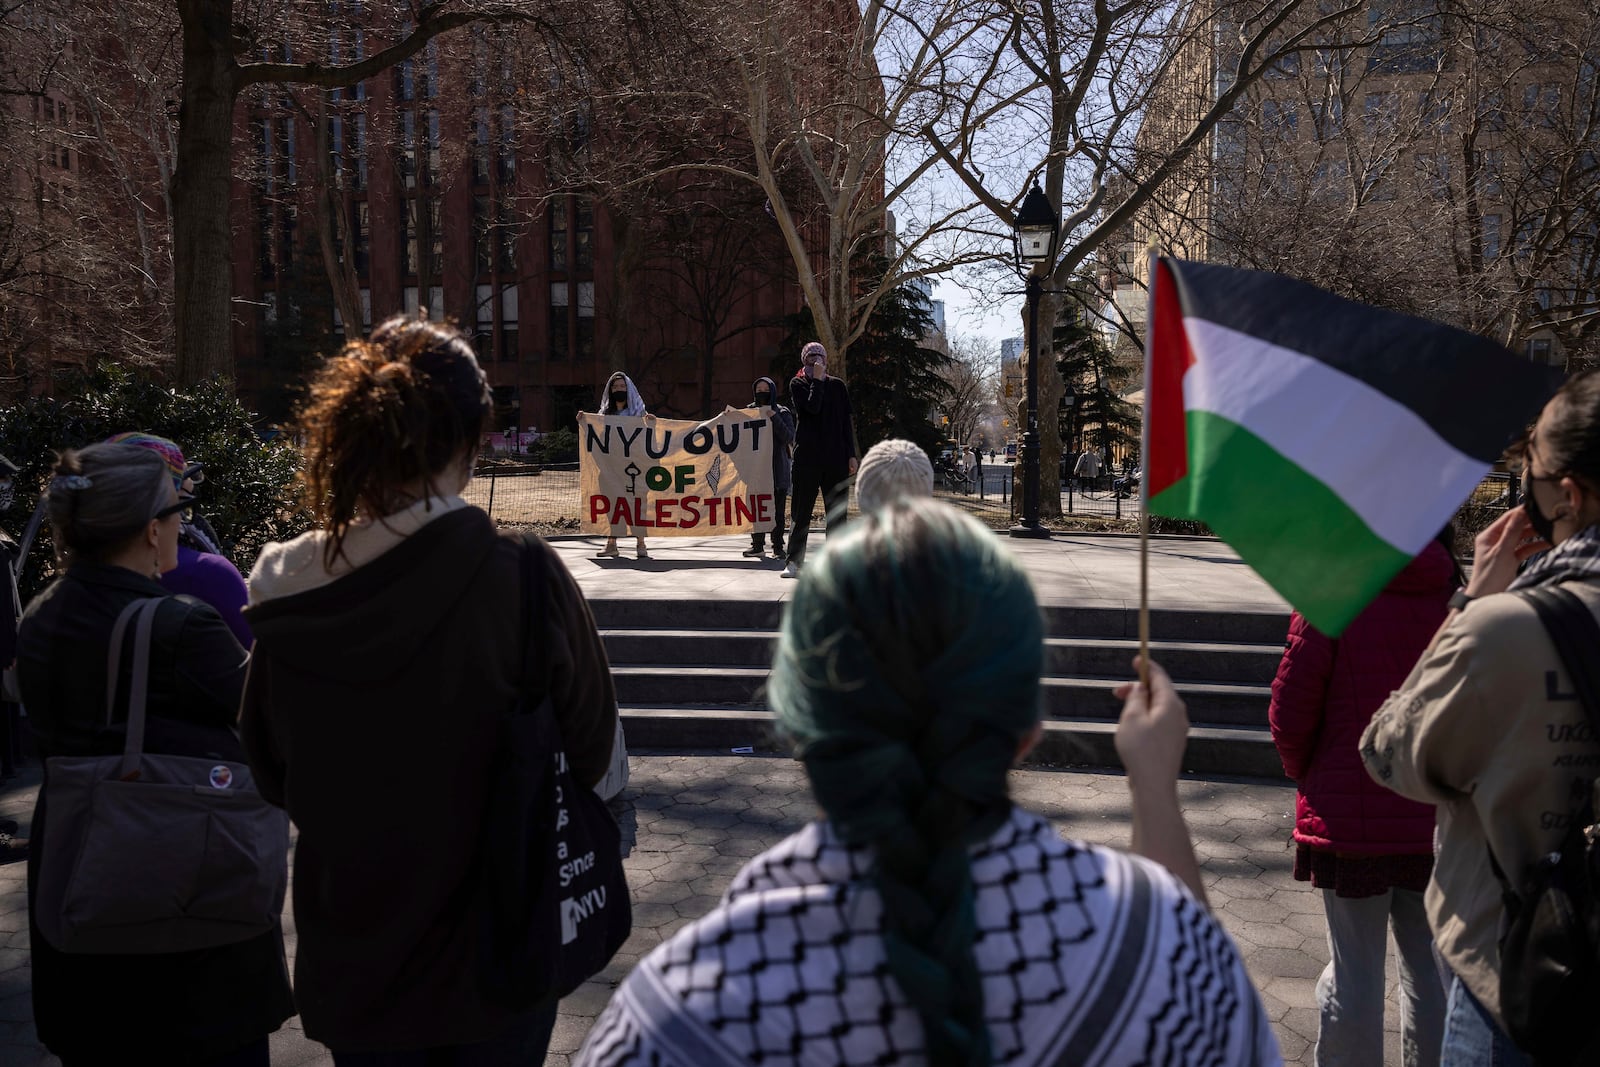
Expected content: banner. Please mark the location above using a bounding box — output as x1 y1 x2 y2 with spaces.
579 408 776 536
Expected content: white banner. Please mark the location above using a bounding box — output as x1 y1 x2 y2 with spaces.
578 408 777 536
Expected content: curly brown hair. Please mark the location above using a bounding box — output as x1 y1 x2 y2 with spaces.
295 316 492 567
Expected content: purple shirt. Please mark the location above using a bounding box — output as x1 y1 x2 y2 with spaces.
161 546 252 650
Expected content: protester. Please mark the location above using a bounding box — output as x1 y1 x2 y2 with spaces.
596 371 651 560
784 341 858 578
743 376 795 559
574 500 1280 1067
16 442 292 1065
854 437 934 512
1270 530 1459 1067
106 432 252 647
1362 369 1600 1066
240 317 619 1064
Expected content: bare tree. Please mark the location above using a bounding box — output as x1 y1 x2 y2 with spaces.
918 0 1378 515
1140 0 1600 369
938 333 997 447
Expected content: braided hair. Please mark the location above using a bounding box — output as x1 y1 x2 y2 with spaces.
768 499 1044 1067
295 316 492 567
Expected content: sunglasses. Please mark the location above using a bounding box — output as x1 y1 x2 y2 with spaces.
153 494 197 521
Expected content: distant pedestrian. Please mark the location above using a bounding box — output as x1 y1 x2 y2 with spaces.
596 371 651 560
854 438 934 513
1074 448 1102 489
744 376 794 559
1270 531 1458 1067
575 500 1280 1067
241 317 619 1064
783 341 858 579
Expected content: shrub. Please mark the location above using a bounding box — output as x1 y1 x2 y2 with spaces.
530 427 578 464
0 364 309 603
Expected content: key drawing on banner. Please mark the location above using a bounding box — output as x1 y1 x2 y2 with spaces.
579 407 777 536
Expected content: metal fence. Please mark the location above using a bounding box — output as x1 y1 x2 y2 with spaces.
466 460 1521 546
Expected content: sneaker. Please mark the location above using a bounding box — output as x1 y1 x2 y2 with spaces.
636 546 650 560
782 561 799 579
772 543 786 558
595 542 620 558
742 545 764 557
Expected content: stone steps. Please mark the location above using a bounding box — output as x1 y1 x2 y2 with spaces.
594 599 1291 779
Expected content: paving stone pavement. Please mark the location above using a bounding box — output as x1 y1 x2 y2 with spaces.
0 755 1413 1066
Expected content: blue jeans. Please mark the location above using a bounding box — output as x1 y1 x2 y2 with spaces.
1440 975 1530 1067
330 1002 559 1066
1315 888 1445 1067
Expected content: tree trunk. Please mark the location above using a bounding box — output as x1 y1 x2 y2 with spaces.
172 0 239 385
312 95 364 338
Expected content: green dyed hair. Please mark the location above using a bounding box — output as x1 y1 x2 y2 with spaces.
769 499 1045 1067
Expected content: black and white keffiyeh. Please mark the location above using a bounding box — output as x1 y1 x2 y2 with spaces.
576 808 1280 1067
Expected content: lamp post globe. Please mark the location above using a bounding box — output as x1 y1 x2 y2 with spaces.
1010 181 1059 539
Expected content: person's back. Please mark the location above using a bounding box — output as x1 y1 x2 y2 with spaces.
576 501 1280 1067
240 317 619 1061
17 443 291 1064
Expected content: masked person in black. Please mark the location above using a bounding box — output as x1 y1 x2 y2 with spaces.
743 376 795 559
783 343 858 578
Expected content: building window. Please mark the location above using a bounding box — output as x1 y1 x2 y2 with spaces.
400 110 417 188
575 199 594 270
257 202 275 280
1482 214 1502 260
424 109 441 185
402 209 417 276
1528 338 1554 364
474 196 493 273
498 105 516 184
1262 99 1298 138
1474 149 1503 198
549 199 568 271
428 285 444 320
1311 97 1343 139
352 201 370 275
427 198 443 277
1418 89 1451 132
279 203 298 280
1362 92 1399 137
475 284 493 359
1415 152 1450 199
472 108 491 185
500 284 519 360
576 280 595 360
497 201 517 274
550 282 569 359
352 113 368 190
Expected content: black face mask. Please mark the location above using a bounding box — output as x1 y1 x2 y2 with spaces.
610 392 628 410
1523 470 1559 544
754 392 771 407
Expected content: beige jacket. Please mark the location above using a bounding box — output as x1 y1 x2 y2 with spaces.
1360 582 1600 1026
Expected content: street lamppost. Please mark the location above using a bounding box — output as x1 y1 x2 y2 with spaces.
1010 181 1060 538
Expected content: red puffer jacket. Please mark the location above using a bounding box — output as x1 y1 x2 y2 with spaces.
1268 541 1456 853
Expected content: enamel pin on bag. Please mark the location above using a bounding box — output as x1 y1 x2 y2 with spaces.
34 598 290 954
479 537 630 1008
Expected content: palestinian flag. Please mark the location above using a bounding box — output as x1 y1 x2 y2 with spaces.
1146 257 1562 636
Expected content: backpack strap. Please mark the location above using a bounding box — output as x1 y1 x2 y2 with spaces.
1491 584 1600 887
103 598 164 777
1519 585 1600 740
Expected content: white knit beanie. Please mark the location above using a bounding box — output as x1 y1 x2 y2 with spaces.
855 439 935 513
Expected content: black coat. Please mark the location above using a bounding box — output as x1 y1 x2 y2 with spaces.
241 512 619 1052
16 564 294 1063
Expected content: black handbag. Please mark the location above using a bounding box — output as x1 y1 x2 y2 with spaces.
479 535 631 1009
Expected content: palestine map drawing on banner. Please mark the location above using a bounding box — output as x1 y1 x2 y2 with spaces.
579 408 777 537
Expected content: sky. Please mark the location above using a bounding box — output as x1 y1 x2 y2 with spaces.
931 275 1021 362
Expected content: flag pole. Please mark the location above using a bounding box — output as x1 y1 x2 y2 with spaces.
1138 245 1161 693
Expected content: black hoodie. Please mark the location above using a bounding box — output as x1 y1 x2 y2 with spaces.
241 509 617 1051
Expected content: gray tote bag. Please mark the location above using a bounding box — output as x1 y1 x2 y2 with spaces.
34 598 290 954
